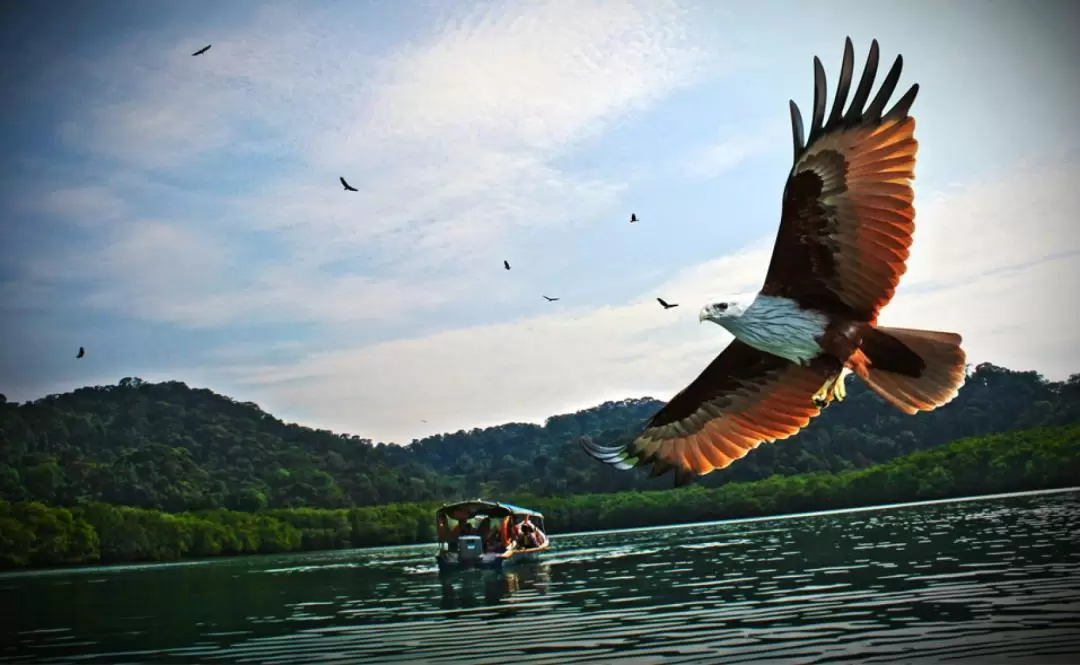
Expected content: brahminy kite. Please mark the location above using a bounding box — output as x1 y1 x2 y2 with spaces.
582 37 967 487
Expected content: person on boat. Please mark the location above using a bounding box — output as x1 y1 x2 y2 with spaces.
484 516 509 554
517 521 540 550
502 519 522 555
477 517 498 552
484 523 504 553
451 516 474 539
437 513 450 541
524 520 549 549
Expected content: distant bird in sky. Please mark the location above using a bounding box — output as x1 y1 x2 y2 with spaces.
340 177 358 192
583 37 967 488
504 260 511 271
657 298 678 309
629 213 638 223
192 45 211 56
542 295 560 302
76 347 85 359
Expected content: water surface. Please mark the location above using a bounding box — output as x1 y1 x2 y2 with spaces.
3 488 1079 664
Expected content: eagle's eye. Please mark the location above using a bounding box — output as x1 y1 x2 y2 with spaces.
717 303 728 312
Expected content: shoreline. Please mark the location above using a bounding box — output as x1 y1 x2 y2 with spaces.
2 419 1076 573
3 484 1077 580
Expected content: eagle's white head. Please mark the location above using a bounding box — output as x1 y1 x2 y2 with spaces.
699 296 752 330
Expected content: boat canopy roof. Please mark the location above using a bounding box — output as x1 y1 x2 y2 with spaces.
435 499 544 521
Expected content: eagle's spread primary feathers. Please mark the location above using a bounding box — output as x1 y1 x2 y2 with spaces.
582 37 967 488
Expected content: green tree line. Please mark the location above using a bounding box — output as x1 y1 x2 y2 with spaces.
1 364 1078 512
2 424 1077 570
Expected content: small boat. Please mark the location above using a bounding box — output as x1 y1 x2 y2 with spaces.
434 499 551 572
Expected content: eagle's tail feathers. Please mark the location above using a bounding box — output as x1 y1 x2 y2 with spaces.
853 325 967 415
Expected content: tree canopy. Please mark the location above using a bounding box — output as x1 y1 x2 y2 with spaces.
1 363 1077 512
2 423 1077 569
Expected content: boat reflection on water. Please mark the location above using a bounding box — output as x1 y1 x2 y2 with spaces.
438 562 552 609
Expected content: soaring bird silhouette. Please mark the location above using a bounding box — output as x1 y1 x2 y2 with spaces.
192 45 211 56
630 213 639 223
583 37 967 489
657 298 678 309
542 295 560 302
504 260 511 270
76 347 85 359
340 177 358 192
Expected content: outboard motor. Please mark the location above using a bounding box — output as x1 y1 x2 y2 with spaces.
458 535 483 564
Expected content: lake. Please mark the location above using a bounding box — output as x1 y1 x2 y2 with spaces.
3 488 1079 664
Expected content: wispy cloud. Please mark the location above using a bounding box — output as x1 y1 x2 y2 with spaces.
12 0 714 332
899 161 1080 289
36 186 130 228
680 122 786 181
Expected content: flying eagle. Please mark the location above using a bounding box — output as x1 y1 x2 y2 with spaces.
543 295 559 302
504 260 511 270
76 346 85 359
192 45 211 56
657 298 678 310
582 37 967 488
340 177 358 192
630 213 639 223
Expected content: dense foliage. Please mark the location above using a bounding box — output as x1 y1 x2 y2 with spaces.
1 364 1078 512
2 424 1077 569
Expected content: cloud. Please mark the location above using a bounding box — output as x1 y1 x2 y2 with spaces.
14 214 482 329
36 186 129 227
59 96 236 170
12 219 233 326
206 299 729 441
680 121 788 181
18 0 714 331
199 154 1080 444
899 161 1080 289
342 0 707 156
241 0 711 271
879 253 1080 376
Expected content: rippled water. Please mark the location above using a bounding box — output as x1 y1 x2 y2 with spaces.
3 488 1079 664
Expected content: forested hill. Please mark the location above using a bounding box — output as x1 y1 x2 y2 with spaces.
1 364 1078 513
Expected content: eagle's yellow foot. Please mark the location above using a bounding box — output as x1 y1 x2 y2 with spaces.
812 373 848 408
830 372 848 403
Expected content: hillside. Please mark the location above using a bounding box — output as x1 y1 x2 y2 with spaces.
0 363 1078 512
2 423 1078 569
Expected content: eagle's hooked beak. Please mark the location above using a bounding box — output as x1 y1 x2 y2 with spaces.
698 307 709 323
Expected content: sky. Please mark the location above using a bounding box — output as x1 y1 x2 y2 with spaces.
1 0 1079 445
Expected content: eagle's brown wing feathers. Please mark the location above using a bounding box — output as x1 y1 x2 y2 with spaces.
761 38 920 323
581 340 830 486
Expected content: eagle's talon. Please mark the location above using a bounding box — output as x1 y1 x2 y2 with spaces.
830 374 848 402
812 373 847 409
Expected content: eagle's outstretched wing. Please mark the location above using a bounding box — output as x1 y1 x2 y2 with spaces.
761 37 920 323
581 339 830 486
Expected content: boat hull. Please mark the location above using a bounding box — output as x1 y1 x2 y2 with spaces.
435 545 548 572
